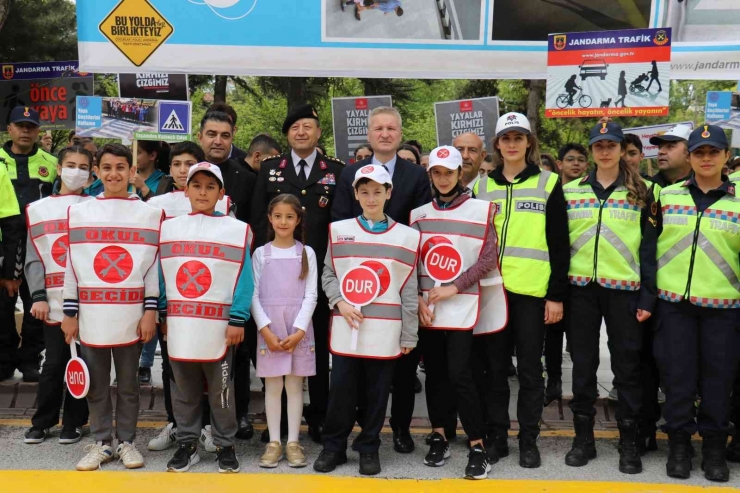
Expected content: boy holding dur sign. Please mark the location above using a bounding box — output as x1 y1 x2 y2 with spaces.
314 164 420 476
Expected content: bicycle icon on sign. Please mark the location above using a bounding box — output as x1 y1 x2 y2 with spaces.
556 88 593 109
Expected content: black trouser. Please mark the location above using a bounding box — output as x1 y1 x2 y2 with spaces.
0 278 44 372
31 322 89 430
233 317 257 419
731 364 740 428
484 291 546 439
472 334 502 439
654 300 740 436
306 295 330 427
544 320 565 384
322 354 395 454
388 348 421 433
568 284 643 420
420 329 484 441
157 328 175 424
639 316 661 432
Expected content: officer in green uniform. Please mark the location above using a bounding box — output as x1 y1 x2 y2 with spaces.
647 124 740 482
563 122 655 474
250 104 344 443
0 106 57 382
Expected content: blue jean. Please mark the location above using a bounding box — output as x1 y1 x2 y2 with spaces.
139 336 158 369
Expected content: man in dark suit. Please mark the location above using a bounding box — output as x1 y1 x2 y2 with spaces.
207 102 251 171
331 106 431 454
251 103 345 442
197 110 257 440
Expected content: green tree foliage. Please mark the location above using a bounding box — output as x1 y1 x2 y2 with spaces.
0 0 77 62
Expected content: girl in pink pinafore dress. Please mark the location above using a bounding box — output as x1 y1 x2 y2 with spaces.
251 194 317 469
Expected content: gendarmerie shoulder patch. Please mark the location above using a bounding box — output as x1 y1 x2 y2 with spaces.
324 156 346 167
260 154 282 163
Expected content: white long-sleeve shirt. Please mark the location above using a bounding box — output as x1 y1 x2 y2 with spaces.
250 242 317 332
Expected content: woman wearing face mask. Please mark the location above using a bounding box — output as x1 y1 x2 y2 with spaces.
23 145 94 446
473 113 570 469
562 122 654 475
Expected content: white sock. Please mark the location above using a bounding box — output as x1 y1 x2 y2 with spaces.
264 377 284 444
285 375 305 443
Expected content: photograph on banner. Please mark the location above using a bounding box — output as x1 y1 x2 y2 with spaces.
623 121 695 158
76 96 191 142
545 28 671 118
705 90 740 130
433 97 499 154
490 0 652 42
331 96 392 164
324 0 484 42
0 61 93 130
118 73 189 101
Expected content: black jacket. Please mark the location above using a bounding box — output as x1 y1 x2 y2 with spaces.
331 156 432 225
230 145 253 172
250 153 345 258
212 158 256 224
490 163 570 302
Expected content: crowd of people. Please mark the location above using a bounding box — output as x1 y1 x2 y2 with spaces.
105 100 155 125
1 101 740 483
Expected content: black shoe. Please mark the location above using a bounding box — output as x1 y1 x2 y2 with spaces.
359 452 381 476
354 5 360 20
701 434 730 482
235 415 253 440
260 427 270 443
727 434 740 463
508 360 517 377
617 419 642 474
414 375 422 394
544 380 562 406
24 427 48 444
167 443 200 472
483 437 500 464
138 367 151 385
565 414 596 467
519 436 541 468
216 446 240 473
393 429 414 453
493 433 509 458
339 0 345 11
59 427 82 444
666 430 693 479
308 423 323 444
464 444 491 480
19 365 40 383
423 432 450 467
313 449 347 473
637 422 658 455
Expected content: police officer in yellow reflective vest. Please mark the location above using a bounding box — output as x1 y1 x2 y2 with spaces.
646 125 740 483
563 122 655 475
0 106 57 382
473 113 570 468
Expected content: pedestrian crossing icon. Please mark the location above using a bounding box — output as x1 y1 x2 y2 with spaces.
162 109 184 131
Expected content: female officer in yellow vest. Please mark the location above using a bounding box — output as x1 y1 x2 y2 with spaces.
473 113 570 468
562 121 654 475
647 125 740 483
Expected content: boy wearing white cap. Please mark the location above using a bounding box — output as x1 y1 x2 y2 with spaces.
314 164 420 476
158 162 254 473
410 146 506 479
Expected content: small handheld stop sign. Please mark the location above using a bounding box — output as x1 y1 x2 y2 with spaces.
424 243 464 312
65 342 90 399
340 266 381 351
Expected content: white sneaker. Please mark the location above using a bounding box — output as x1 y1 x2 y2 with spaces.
200 425 216 453
76 442 114 471
148 422 177 451
116 441 144 469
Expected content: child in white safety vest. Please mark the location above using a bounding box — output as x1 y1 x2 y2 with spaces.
158 162 254 474
313 164 420 476
251 193 318 468
61 143 163 471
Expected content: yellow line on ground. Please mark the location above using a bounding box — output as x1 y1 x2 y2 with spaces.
0 471 732 493
618 0 648 27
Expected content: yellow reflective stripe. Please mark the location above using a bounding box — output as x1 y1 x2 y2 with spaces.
696 232 740 292
569 224 597 258
657 232 694 270
504 247 549 262
598 224 639 276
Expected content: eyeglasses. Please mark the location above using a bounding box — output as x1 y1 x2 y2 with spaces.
564 157 588 163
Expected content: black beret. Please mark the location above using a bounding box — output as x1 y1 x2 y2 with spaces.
282 103 319 134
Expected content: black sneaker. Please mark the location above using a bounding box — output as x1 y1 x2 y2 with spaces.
138 367 152 384
359 452 381 476
313 449 348 472
465 444 491 480
24 427 48 444
235 415 254 440
168 443 200 472
59 427 83 444
216 446 240 473
424 432 450 467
